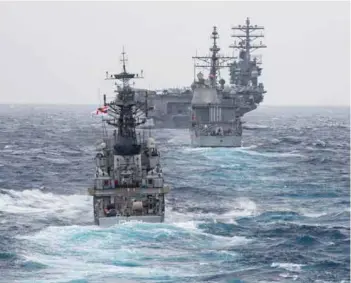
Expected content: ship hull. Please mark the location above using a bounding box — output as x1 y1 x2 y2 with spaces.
152 114 189 129
190 132 242 147
97 215 165 227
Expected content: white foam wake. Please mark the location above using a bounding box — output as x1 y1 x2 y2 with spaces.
0 188 92 223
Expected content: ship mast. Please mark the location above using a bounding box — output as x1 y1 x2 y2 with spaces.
229 17 266 86
209 26 220 85
104 48 147 154
105 48 143 91
192 26 234 88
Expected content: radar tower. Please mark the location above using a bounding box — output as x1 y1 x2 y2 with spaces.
229 17 266 86
104 48 148 155
192 26 235 88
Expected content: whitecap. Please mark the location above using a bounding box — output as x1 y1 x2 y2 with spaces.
271 262 305 272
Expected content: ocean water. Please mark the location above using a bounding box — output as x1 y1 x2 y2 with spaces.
0 104 349 283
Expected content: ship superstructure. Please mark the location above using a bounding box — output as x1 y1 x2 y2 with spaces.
88 50 170 227
229 17 267 116
190 18 266 147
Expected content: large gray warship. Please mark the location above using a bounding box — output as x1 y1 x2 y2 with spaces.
190 18 267 147
146 18 266 132
88 50 170 227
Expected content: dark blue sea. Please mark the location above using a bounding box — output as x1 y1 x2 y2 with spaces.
0 104 349 283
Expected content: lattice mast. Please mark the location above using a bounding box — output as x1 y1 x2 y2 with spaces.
229 17 266 86
103 48 146 147
192 26 235 88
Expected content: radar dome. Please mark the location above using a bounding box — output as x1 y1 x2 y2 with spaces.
96 142 106 150
197 72 204 80
224 85 231 92
147 137 156 149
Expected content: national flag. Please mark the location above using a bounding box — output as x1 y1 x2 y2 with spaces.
91 105 109 116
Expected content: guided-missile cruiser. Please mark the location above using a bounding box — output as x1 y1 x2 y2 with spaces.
190 18 267 147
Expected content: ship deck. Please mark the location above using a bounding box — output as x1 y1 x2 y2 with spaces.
88 186 170 196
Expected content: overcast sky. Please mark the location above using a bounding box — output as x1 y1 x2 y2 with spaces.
0 1 349 106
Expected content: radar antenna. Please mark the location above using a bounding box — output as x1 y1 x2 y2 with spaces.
192 26 235 88
230 17 266 65
229 17 267 87
102 48 150 155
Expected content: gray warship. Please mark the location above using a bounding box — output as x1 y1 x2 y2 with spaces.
88 50 170 227
229 17 267 116
190 18 267 147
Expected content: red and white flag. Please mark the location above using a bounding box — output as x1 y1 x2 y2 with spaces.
91 105 109 116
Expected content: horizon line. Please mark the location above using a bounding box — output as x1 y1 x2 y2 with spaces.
0 102 349 108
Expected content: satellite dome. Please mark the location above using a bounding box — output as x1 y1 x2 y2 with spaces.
147 137 156 148
224 85 231 92
197 72 204 80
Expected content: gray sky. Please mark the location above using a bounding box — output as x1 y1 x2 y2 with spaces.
0 1 349 106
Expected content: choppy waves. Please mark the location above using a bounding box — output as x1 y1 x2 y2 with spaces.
0 105 349 283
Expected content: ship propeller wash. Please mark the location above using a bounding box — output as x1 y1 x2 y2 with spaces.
190 18 267 147
88 49 170 227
